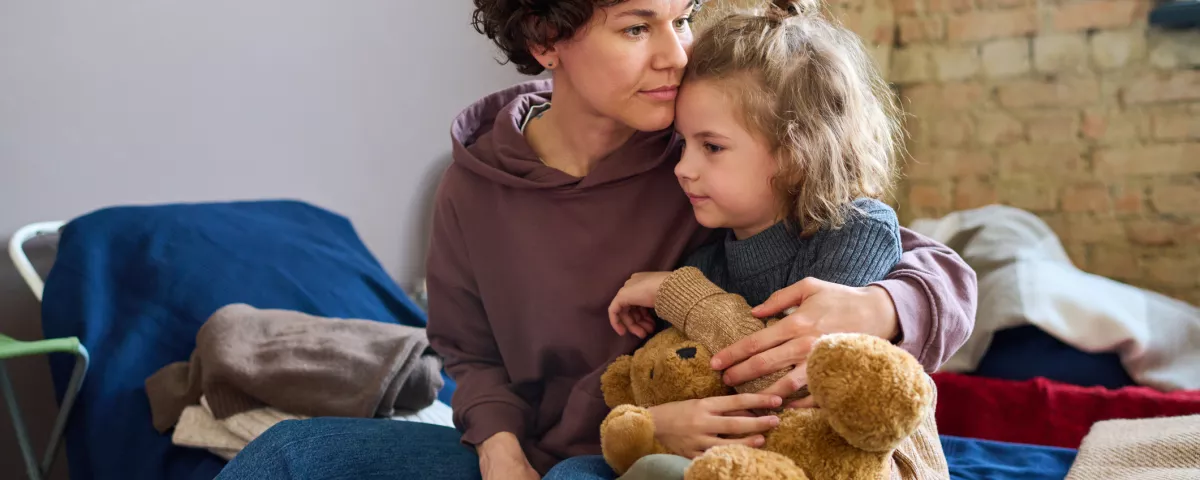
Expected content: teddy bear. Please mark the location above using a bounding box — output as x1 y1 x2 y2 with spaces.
599 268 947 480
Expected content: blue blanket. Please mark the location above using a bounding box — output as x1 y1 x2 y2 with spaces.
942 435 1076 480
972 325 1134 389
41 200 450 480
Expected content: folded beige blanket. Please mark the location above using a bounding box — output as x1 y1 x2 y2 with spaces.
173 397 304 460
172 396 455 459
145 303 443 432
1066 414 1200 480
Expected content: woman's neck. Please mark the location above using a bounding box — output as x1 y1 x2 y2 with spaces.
524 89 636 178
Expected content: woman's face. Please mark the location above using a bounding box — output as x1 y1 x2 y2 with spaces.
548 0 697 132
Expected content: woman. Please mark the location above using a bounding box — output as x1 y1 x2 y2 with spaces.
216 1 975 479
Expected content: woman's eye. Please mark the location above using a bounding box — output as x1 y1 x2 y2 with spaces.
624 25 648 38
674 17 692 31
704 143 724 154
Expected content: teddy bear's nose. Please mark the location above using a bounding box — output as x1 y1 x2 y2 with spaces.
676 347 697 359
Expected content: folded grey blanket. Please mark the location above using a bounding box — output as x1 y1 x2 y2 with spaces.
146 303 442 432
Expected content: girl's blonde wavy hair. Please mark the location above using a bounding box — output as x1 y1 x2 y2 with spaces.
687 0 903 236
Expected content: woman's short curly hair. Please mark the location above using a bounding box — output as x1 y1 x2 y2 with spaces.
471 0 702 75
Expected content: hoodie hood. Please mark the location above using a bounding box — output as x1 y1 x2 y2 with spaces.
449 79 679 190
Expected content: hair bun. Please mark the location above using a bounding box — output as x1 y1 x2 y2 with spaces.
772 0 820 17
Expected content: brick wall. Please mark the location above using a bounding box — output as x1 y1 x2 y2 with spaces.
706 0 898 70
889 0 1200 305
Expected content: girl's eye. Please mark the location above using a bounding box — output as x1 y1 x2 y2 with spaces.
673 17 693 31
624 25 648 38
704 143 724 154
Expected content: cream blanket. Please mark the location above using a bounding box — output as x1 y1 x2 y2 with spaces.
909 205 1200 391
172 397 455 460
1066 414 1200 479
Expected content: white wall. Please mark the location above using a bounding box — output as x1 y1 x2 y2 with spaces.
0 1 529 475
1 0 528 284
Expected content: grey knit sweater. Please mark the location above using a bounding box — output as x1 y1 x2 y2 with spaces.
684 198 903 307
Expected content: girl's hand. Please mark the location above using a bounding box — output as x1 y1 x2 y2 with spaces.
710 278 899 408
608 271 671 338
648 393 783 458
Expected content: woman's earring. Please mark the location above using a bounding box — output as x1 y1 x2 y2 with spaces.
547 61 554 68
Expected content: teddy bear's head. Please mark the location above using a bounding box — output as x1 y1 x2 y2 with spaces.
600 327 732 408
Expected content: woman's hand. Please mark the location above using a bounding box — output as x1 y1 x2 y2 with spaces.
478 432 540 480
709 278 900 408
608 271 671 339
649 393 783 458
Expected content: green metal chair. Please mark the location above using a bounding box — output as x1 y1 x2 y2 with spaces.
4 221 89 480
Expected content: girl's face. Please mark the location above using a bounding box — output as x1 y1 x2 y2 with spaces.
545 0 697 132
674 79 782 240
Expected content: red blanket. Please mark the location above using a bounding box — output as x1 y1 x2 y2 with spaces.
932 372 1200 449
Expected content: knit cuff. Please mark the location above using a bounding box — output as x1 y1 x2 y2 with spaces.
655 267 726 331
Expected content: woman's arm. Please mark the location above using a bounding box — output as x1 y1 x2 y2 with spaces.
872 227 977 371
425 183 536 478
709 226 977 404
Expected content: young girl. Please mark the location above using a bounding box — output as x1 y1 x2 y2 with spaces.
607 1 947 478
610 0 903 362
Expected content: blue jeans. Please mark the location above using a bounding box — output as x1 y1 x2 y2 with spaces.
544 455 614 480
215 418 614 480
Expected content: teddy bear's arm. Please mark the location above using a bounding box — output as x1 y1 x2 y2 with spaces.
600 355 636 408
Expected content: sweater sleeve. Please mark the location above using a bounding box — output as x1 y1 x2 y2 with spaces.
655 267 789 395
425 183 533 447
655 266 737 337
873 227 977 373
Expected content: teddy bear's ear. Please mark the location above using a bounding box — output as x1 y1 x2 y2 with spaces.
601 355 636 408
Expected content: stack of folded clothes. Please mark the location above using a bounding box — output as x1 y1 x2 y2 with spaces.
145 303 445 459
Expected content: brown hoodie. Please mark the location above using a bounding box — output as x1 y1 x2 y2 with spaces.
426 79 977 474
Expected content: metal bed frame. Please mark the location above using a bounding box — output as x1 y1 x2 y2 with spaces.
4 221 89 480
